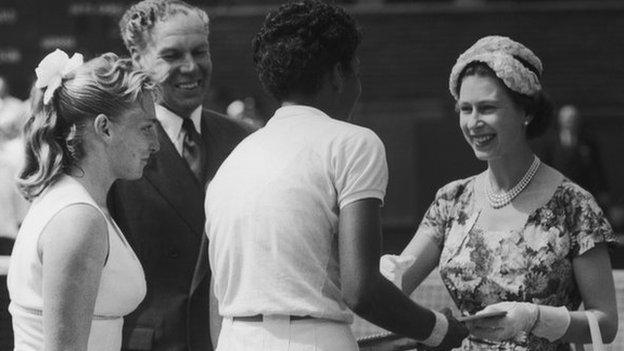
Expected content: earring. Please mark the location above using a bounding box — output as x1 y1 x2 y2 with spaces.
524 120 530 126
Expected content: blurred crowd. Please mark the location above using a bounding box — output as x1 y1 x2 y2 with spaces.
536 105 624 237
0 76 28 255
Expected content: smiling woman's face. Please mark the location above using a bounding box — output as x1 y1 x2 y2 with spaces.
457 74 528 162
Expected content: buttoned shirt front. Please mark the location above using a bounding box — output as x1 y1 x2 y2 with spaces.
155 105 202 155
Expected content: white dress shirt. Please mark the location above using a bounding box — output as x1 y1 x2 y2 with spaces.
154 105 202 155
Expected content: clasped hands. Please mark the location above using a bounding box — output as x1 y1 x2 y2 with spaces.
379 255 570 346
465 302 539 341
414 303 538 351
466 301 571 343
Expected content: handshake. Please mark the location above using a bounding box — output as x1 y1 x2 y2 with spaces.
360 307 523 350
357 308 471 351
419 308 510 350
366 302 571 350
377 255 572 350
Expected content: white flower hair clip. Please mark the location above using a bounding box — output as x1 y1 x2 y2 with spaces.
35 49 84 105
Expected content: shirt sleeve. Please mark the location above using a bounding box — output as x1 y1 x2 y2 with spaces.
334 128 388 209
565 185 616 257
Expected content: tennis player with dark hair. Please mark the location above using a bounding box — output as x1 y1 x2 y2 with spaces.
205 1 468 350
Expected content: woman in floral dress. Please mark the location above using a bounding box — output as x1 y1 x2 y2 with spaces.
380 36 618 350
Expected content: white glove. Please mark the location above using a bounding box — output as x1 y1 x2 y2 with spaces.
467 302 571 342
379 254 415 289
531 305 571 341
467 302 538 341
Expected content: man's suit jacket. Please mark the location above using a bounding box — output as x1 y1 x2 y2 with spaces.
108 109 251 351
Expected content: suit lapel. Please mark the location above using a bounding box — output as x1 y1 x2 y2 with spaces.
189 112 217 297
189 234 209 296
201 110 239 183
143 122 205 236
190 110 249 297
190 110 240 297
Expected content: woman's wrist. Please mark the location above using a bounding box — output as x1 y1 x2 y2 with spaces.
530 305 571 342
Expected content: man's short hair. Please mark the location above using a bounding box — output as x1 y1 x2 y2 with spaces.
119 0 209 54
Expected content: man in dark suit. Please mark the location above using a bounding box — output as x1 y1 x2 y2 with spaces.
109 1 251 350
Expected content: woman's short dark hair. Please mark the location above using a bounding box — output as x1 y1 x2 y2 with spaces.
252 0 362 101
457 62 554 139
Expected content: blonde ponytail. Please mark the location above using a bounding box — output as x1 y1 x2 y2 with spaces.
17 52 153 200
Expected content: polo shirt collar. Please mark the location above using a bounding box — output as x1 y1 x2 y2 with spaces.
270 104 331 123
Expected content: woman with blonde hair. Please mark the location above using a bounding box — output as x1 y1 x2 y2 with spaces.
7 49 159 350
381 36 618 350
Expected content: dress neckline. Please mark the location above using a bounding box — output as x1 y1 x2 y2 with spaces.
469 177 571 234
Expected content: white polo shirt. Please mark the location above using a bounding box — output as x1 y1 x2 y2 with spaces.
205 105 388 323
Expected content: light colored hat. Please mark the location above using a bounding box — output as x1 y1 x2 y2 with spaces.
449 36 543 100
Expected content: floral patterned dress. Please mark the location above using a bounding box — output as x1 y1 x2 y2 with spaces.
418 176 615 351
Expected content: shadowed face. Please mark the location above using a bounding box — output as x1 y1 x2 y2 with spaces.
558 105 581 133
136 13 211 118
109 94 160 180
457 74 528 161
338 57 362 122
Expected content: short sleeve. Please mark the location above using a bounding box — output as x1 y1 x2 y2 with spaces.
415 181 468 247
565 185 616 257
333 128 388 209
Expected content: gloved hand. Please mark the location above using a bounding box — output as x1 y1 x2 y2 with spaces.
421 308 469 351
466 302 538 341
379 254 415 289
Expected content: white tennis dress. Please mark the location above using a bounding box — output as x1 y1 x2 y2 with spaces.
7 175 146 351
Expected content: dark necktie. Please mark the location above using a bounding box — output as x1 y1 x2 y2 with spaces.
181 118 205 182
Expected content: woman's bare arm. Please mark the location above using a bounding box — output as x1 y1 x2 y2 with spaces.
40 204 108 351
564 243 618 343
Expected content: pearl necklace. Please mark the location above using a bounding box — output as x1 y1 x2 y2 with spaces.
485 156 541 209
